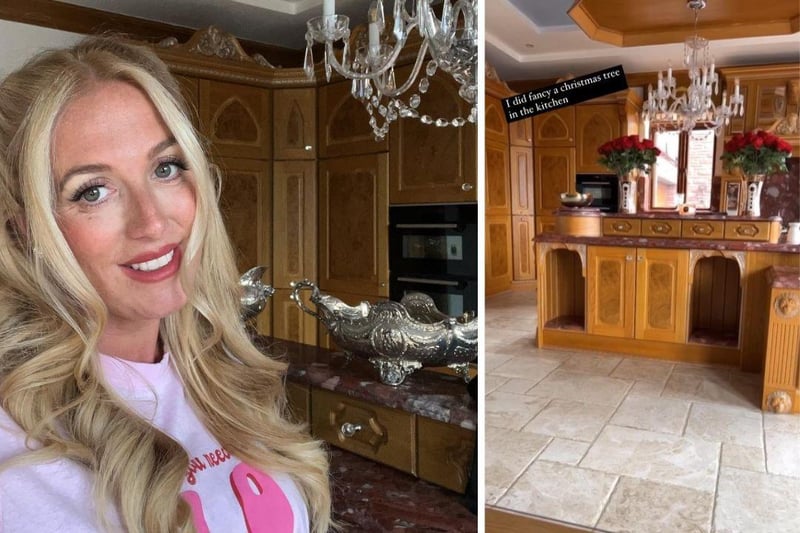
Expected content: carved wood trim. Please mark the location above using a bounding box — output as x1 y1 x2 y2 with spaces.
688 249 746 287
158 26 274 67
537 242 587 278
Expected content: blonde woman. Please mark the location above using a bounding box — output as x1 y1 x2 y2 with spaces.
0 36 332 532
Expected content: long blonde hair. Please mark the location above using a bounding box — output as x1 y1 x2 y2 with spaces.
0 35 332 532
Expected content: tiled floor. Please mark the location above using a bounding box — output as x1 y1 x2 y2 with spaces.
485 289 800 533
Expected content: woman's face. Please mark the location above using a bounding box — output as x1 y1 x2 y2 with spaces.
52 81 197 329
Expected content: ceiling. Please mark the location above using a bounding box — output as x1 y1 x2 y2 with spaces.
58 0 372 50
487 0 800 82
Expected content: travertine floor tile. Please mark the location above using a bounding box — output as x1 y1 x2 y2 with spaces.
495 378 540 394
486 391 549 431
497 461 617 528
764 412 800 434
597 476 713 533
491 355 560 382
581 425 720 492
526 370 631 406
765 430 800 478
484 352 515 372
609 394 690 435
684 402 763 448
715 467 800 533
485 427 550 505
485 374 508 395
610 358 674 384
537 438 591 466
627 380 667 397
521 399 616 442
558 353 622 376
721 442 766 473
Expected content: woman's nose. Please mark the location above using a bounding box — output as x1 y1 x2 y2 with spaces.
126 187 167 239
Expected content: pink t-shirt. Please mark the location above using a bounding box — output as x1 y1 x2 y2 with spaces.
0 353 309 533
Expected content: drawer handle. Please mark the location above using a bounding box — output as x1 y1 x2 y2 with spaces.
461 183 474 192
340 422 362 438
613 222 632 232
304 145 313 151
735 224 759 237
651 223 671 234
626 255 633 261
692 224 713 235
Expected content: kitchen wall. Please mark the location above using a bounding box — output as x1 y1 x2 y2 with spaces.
0 20 82 78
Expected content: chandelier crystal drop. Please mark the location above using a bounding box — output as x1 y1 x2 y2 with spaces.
642 0 744 136
304 0 478 140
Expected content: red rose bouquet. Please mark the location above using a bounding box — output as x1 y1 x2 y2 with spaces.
597 135 661 176
721 130 792 178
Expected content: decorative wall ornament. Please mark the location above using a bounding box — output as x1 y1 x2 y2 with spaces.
766 390 793 414
157 26 275 67
774 292 800 320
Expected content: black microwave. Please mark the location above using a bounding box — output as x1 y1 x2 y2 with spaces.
576 174 618 212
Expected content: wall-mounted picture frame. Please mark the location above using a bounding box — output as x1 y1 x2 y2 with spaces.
720 176 744 216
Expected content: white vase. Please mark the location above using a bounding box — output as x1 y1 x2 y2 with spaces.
744 178 764 217
618 171 639 214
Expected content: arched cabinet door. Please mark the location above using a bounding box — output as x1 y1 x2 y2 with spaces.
389 64 477 204
576 105 621 173
273 88 316 160
318 79 389 158
533 107 575 147
199 79 272 160
485 94 509 144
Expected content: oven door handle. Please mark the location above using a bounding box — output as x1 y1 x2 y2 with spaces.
394 223 463 231
395 276 464 288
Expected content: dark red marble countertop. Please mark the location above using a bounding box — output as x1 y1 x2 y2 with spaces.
767 266 800 289
551 209 783 221
254 337 477 430
536 232 800 253
330 448 476 532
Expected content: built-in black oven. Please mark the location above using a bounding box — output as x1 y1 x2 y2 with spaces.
576 174 619 212
389 203 477 317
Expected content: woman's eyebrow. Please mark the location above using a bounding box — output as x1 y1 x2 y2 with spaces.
148 137 178 159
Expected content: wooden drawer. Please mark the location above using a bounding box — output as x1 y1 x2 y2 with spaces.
536 215 557 235
724 220 774 241
417 417 475 493
286 381 310 425
311 388 415 474
641 218 681 238
603 217 641 236
682 220 725 239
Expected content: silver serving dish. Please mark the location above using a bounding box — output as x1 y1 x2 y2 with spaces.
239 266 275 320
290 280 477 386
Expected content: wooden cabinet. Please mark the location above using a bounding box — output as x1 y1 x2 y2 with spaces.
198 79 272 160
640 218 682 238
586 246 689 344
318 154 389 297
286 381 311 424
509 145 534 215
512 216 536 281
271 288 317 346
761 267 800 414
174 74 199 127
389 65 477 204
509 117 532 146
486 215 513 295
273 160 316 288
534 147 575 213
485 94 509 144
273 88 316 160
217 157 272 335
318 79 389 158
417 416 475 493
575 105 621 173
532 107 575 147
485 139 511 216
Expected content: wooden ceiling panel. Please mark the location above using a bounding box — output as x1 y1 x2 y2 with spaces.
569 0 800 46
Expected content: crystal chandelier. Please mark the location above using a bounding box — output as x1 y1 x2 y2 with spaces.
304 0 478 140
642 0 744 136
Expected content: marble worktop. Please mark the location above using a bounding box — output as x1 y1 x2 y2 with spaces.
253 337 477 430
536 231 800 253
767 265 800 289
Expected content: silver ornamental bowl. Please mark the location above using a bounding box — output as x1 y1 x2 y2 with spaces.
290 279 478 386
239 266 275 320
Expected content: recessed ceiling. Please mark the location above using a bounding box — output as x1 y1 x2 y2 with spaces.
486 0 800 82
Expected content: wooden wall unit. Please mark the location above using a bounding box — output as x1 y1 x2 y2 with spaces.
318 79 389 158
511 216 536 282
485 139 511 217
486 215 513 295
273 88 317 160
761 267 800 414
485 94 509 144
575 105 621 173
533 107 575 146
535 147 576 213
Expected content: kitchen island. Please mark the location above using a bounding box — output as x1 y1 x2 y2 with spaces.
536 212 800 372
253 337 477 531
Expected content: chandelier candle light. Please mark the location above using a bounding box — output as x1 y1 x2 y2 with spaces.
721 130 792 217
642 0 744 135
598 135 661 214
305 0 478 140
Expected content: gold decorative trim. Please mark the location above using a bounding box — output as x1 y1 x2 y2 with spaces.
774 292 800 319
158 26 275 68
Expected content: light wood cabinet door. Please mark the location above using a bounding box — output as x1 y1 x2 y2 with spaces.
512 215 536 281
318 79 389 158
510 145 534 215
634 248 689 343
273 160 316 288
532 106 575 147
199 79 271 160
485 138 511 216
271 288 318 346
318 154 389 298
486 215 513 295
217 157 272 335
273 88 316 160
509 117 532 146
576 105 621 173
587 246 636 338
389 65 476 204
485 94 509 144
534 147 575 213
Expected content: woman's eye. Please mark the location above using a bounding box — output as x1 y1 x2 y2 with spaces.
76 185 109 204
155 161 187 179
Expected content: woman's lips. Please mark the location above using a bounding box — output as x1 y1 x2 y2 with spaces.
121 246 181 283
